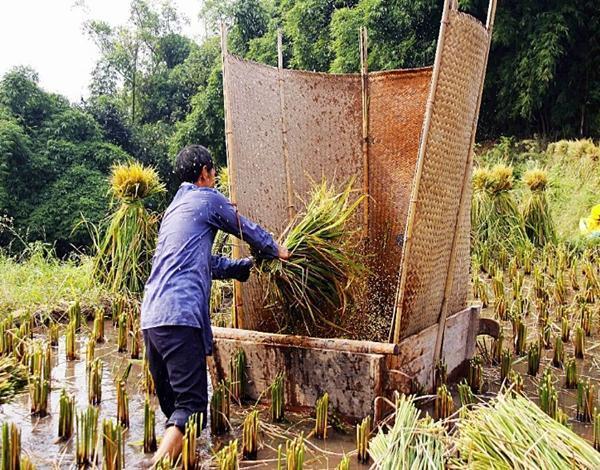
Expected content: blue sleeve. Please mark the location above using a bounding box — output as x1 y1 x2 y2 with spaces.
211 256 253 281
208 190 279 259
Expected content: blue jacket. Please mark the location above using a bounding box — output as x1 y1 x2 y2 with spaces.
141 183 279 354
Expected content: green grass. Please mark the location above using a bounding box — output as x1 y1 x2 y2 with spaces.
0 246 108 320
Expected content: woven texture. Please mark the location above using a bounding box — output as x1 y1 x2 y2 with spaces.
224 56 363 331
394 10 490 339
366 69 431 325
223 7 491 340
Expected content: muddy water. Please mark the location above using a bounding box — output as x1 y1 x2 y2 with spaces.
0 323 362 469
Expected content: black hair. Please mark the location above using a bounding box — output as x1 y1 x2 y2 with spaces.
175 145 214 183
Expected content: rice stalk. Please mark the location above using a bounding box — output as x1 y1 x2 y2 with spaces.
93 162 165 295
76 406 99 466
552 337 564 368
565 358 578 389
257 180 366 334
434 361 447 391
216 440 239 470
229 349 245 403
182 413 199 470
117 313 127 353
270 373 285 423
356 415 371 464
48 322 59 347
143 394 157 453
58 389 75 441
577 380 595 423
434 385 454 420
116 380 129 428
500 349 512 382
574 325 585 359
453 393 600 468
93 308 105 343
210 380 230 435
468 356 483 393
102 419 124 470
88 359 102 405
527 342 540 376
65 320 77 361
285 434 304 470
314 393 329 440
369 395 447 469
522 169 556 247
0 356 27 404
1 422 21 470
242 410 260 460
129 323 141 360
514 322 527 356
458 380 475 407
336 455 350 470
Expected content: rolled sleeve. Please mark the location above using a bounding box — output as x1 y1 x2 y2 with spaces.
209 191 279 259
211 255 253 281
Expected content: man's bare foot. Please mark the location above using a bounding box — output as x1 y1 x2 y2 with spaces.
152 426 184 465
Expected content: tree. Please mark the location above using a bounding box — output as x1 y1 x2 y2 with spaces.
28 165 110 253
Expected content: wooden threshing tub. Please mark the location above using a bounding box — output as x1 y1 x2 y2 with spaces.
209 0 499 419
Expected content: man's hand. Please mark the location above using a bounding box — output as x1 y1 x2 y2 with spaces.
278 245 290 260
235 257 254 282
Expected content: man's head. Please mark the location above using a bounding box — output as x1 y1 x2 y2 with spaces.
175 145 216 188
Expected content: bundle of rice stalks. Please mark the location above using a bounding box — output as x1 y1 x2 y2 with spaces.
258 180 366 334
522 169 556 247
369 394 447 468
473 164 527 257
453 393 600 469
0 356 27 404
471 167 494 242
93 162 165 295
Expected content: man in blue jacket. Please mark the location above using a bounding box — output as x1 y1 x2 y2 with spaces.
141 144 289 464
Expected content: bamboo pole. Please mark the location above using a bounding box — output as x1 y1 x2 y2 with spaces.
277 29 295 222
431 0 497 380
359 27 370 238
220 24 244 329
212 326 399 355
390 0 452 344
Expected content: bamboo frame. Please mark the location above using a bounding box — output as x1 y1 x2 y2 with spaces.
277 29 295 222
220 24 244 328
431 0 497 380
359 27 370 237
390 0 452 344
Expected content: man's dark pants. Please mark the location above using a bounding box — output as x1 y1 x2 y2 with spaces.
143 325 208 432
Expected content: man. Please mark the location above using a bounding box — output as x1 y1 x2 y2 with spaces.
140 144 289 464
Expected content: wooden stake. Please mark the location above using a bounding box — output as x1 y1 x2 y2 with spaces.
277 29 295 222
221 23 245 329
359 26 370 239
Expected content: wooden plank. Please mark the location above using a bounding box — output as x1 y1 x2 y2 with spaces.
391 305 479 390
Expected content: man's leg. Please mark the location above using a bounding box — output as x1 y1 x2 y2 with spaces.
143 330 176 420
146 326 207 463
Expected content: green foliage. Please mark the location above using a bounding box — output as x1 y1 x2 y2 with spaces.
330 0 441 73
170 62 226 166
480 0 600 138
0 245 107 317
0 66 67 128
28 166 110 250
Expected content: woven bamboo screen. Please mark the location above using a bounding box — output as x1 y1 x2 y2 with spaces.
223 2 493 340
393 8 492 340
